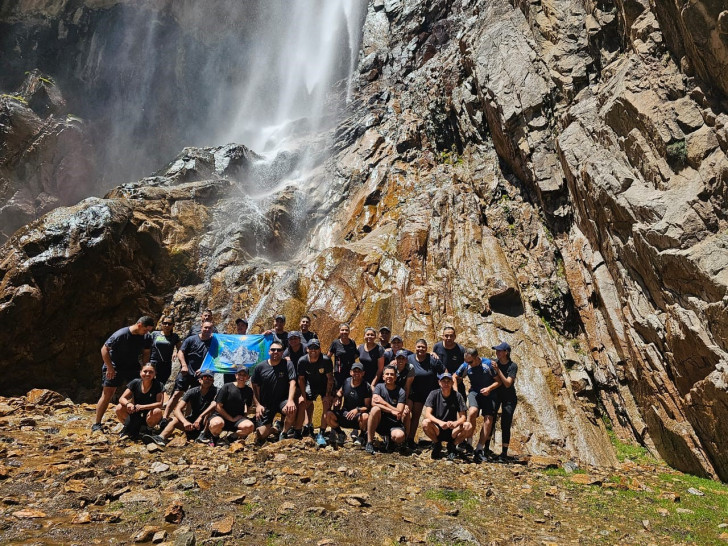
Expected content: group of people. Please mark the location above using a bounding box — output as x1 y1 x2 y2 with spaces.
92 311 519 462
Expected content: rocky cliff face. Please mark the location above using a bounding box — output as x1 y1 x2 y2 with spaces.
1 0 727 478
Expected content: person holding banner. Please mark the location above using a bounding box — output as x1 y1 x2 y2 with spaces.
208 367 255 445
251 341 298 443
164 321 214 424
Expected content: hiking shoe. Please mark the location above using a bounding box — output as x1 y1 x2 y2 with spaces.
315 432 328 447
142 434 167 447
350 430 359 442
353 434 365 447
302 424 314 438
196 433 210 444
431 443 443 460
365 442 375 455
473 449 486 464
328 429 339 446
337 430 347 445
446 450 458 461
118 428 132 441
91 423 104 433
459 442 474 454
254 435 266 447
399 443 410 455
293 429 303 440
406 439 418 452
157 418 169 431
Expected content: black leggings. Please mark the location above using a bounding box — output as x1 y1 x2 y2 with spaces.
498 399 517 445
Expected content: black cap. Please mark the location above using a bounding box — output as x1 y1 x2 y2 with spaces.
288 330 302 339
235 318 249 324
391 335 403 342
351 362 364 371
235 367 250 375
275 314 286 322
307 339 321 349
199 369 214 378
379 326 391 332
438 372 454 380
492 342 511 352
395 350 408 358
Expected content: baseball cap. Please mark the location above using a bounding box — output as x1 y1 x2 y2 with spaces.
378 326 391 332
351 362 364 371
235 367 250 375
492 342 511 352
391 335 403 342
307 339 321 349
395 350 408 358
288 330 302 339
235 318 248 324
275 314 286 322
199 369 214 378
438 372 454 380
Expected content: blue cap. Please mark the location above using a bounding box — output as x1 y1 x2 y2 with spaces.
438 372 454 380
492 342 511 352
199 369 214 378
288 330 302 339
395 350 408 358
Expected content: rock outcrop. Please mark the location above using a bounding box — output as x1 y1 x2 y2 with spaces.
1 0 728 479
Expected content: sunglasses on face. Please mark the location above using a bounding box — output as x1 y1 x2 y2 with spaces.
162 322 173 325
269 348 283 352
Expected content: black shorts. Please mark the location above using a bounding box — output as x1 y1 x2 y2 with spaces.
332 409 364 429
409 388 430 405
101 365 138 388
173 371 199 392
432 423 454 442
256 399 289 427
468 391 497 416
376 414 405 436
305 383 327 401
212 414 253 432
153 362 172 385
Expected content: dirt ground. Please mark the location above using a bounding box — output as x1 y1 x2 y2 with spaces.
1 392 727 545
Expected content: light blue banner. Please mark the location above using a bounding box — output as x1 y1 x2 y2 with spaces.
199 333 274 374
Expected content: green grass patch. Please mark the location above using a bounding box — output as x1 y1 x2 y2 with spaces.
424 487 474 503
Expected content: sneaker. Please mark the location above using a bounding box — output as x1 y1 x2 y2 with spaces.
315 432 328 447
157 418 169 431
431 443 443 460
142 434 167 447
328 429 339 446
365 442 375 455
399 443 410 455
254 435 266 447
119 428 130 441
91 423 104 433
459 442 474 455
353 434 365 447
350 430 359 442
293 429 303 440
496 453 515 463
446 451 458 461
406 439 418 452
473 449 486 464
196 432 210 444
337 430 347 446
302 424 314 438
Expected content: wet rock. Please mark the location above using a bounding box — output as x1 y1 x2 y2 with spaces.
72 511 91 524
152 530 168 543
210 515 234 536
164 501 185 524
26 389 65 406
13 509 46 518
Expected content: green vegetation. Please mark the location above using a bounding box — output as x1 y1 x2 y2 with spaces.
39 76 55 85
666 139 687 169
1 93 28 105
439 145 463 165
425 487 474 503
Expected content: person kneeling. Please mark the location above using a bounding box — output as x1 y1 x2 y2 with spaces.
208 367 255 446
421 372 471 460
366 365 408 454
115 363 164 440
144 369 218 447
325 362 371 447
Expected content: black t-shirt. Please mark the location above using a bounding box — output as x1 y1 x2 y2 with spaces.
105 327 152 369
455 360 498 392
251 360 296 406
179 335 213 373
188 323 219 337
425 389 467 422
373 382 406 407
182 385 218 418
297 355 334 392
341 377 373 411
383 347 413 365
495 360 518 402
433 341 466 374
215 382 253 417
149 331 181 366
273 330 289 349
357 343 384 384
394 361 415 391
283 344 307 367
126 378 164 406
329 338 359 378
301 331 318 343
409 354 445 395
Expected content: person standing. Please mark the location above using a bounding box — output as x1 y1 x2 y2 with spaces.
378 326 391 349
358 327 385 386
295 339 334 445
405 339 445 449
299 315 318 343
283 331 307 368
164 321 215 423
235 318 248 335
114 363 164 440
251 341 297 443
455 348 500 461
188 308 218 337
422 372 471 460
328 323 358 389
92 316 155 432
492 341 519 461
433 326 466 396
383 335 412 366
150 315 181 428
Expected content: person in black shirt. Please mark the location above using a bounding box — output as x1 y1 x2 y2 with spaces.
114 363 164 440
93 316 155 433
149 315 181 388
358 327 385 386
366 365 408 454
378 326 391 349
299 315 319 343
164 321 214 423
235 318 248 335
208 367 255 444
328 323 358 389
422 372 470 460
433 326 466 396
406 339 445 449
326 362 371 446
263 314 289 349
492 342 519 461
251 341 298 443
283 331 307 367
295 339 334 445
143 369 218 446
383 335 412 366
